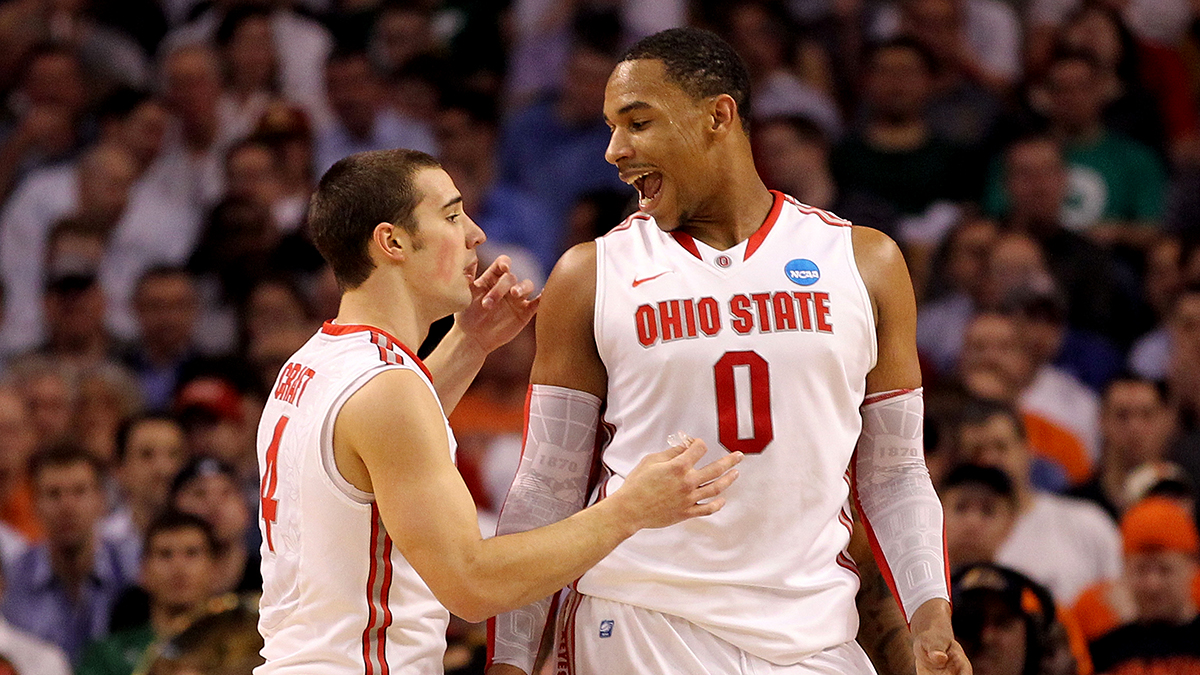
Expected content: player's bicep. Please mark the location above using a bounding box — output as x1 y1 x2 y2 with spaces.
852 227 921 393
336 370 483 588
531 242 606 398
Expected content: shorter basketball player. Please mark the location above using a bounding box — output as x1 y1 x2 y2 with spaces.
254 149 742 675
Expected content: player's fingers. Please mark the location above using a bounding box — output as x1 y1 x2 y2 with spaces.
668 437 711 468
482 271 519 308
473 256 511 289
946 642 972 674
690 469 739 501
685 496 726 517
690 451 743 485
522 293 543 315
507 278 536 299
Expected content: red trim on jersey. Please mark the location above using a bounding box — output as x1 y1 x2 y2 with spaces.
321 321 433 381
850 453 909 624
605 212 650 237
783 193 853 227
863 388 915 407
670 231 702 259
743 191 786 261
555 592 583 675
362 507 382 675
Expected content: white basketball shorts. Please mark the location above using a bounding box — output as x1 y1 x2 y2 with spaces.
552 591 878 675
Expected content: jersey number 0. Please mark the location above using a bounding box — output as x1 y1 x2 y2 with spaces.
713 350 773 454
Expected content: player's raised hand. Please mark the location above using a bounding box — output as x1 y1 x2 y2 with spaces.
911 600 972 675
612 434 742 530
457 255 541 353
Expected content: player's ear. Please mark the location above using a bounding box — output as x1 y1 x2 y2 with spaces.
710 94 737 136
372 222 407 263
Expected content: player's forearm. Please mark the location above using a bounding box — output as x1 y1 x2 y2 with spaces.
425 324 488 412
854 531 917 675
445 497 637 622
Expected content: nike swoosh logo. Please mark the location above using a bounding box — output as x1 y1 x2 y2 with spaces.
632 271 672 287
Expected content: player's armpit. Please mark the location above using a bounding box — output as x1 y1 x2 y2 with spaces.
530 242 606 397
850 520 917 675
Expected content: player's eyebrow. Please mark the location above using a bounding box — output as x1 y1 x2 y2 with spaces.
442 195 463 210
605 101 653 124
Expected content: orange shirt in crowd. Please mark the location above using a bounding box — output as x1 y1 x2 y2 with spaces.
1070 574 1200 642
0 482 42 542
1024 412 1093 486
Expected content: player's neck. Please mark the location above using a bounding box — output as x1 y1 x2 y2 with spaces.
675 160 774 251
334 273 428 352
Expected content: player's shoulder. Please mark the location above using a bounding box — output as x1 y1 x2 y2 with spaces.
778 193 853 228
849 225 907 292
547 240 598 289
340 367 440 429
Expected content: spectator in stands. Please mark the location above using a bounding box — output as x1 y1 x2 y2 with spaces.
1 447 138 663
917 216 997 377
1165 283 1200 491
157 44 237 210
871 0 1021 92
989 53 1167 248
721 1 842 139
0 550 70 675
0 384 39 542
161 0 332 128
957 399 1122 605
997 282 1102 460
252 104 315 223
1088 497 1200 672
436 93 555 279
0 44 86 199
313 49 435 176
121 267 204 411
79 512 218 675
101 414 189 566
4 357 77 452
497 40 629 240
174 377 257 498
36 223 126 372
1070 377 1176 519
0 144 138 354
74 363 145 468
143 603 263 675
169 458 259 595
831 37 979 220
957 311 1092 487
952 563 1082 675
96 89 170 178
368 2 437 79
942 464 1019 572
895 0 1005 148
756 115 899 238
214 6 279 143
998 134 1138 349
1127 236 1192 380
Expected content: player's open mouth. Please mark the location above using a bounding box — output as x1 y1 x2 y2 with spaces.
633 171 663 211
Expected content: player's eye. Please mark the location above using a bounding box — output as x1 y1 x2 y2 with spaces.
630 120 650 131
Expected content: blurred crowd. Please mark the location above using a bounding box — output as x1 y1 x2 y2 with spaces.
0 0 1198 674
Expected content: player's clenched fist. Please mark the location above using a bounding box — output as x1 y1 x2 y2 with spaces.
609 435 742 531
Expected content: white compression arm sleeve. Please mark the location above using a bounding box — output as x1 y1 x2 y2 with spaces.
488 384 601 673
852 388 950 622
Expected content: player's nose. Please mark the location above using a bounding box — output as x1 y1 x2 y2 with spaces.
464 215 485 248
605 128 631 166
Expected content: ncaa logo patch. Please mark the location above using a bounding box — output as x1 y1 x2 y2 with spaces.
599 620 614 638
784 258 820 286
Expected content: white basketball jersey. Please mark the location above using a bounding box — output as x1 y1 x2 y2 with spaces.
581 191 877 664
255 321 455 675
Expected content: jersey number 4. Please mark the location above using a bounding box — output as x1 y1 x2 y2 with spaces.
713 351 773 454
261 415 289 553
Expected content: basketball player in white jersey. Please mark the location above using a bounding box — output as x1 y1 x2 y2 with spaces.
488 29 971 675
254 148 743 675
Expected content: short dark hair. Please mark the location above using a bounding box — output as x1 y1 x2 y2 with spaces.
96 87 156 125
135 265 193 294
865 36 939 77
145 510 219 557
307 149 442 291
115 412 182 463
943 463 1017 504
958 398 1027 440
759 115 828 148
1102 373 1169 406
621 27 753 128
28 444 104 486
214 4 273 48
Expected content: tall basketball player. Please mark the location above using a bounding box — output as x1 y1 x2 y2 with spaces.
488 29 971 675
254 149 742 674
